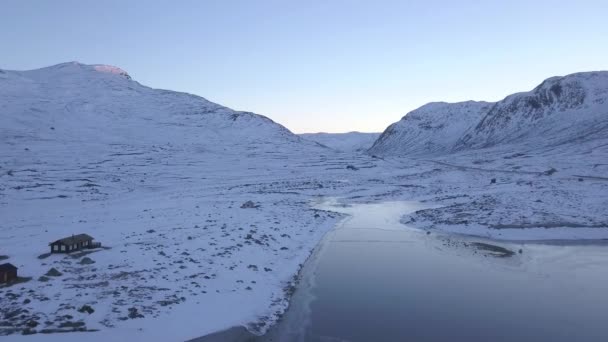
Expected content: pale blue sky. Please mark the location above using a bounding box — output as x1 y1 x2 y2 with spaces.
2 0 607 133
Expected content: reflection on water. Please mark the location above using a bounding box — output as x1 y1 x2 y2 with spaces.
260 199 608 342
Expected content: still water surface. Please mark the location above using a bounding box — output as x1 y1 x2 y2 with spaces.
259 199 608 342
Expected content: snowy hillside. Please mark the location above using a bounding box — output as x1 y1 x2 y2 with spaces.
456 71 608 150
369 102 491 156
299 132 380 152
369 71 608 156
0 62 303 152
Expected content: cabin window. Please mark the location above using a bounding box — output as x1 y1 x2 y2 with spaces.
61 245 66 251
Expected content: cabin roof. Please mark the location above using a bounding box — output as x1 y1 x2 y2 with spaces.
50 234 94 246
0 263 17 271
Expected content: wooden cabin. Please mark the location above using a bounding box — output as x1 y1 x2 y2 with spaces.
0 263 18 284
49 234 100 253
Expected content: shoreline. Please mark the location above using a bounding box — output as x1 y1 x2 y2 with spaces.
190 197 608 341
191 200 350 341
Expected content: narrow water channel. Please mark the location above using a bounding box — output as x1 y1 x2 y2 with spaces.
258 199 608 342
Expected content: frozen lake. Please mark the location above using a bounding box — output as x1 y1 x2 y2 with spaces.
257 199 608 342
197 199 608 342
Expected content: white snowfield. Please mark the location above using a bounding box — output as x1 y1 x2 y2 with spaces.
1 63 607 341
299 132 380 152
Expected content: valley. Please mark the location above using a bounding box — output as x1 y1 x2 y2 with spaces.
1 63 607 341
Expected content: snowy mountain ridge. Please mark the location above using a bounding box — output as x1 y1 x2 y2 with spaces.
369 101 492 156
1 61 304 151
369 71 608 156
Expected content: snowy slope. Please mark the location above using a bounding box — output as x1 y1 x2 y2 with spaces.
456 71 608 150
0 61 304 152
369 71 608 156
299 132 380 152
369 101 491 156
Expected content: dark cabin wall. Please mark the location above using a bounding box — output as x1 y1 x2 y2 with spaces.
0 269 17 283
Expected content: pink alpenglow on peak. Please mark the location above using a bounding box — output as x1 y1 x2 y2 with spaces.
93 64 131 79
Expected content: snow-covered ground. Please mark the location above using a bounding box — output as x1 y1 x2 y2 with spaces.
397 144 608 241
0 144 378 340
1 64 607 340
299 132 380 152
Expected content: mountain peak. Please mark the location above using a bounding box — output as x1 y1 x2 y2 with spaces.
91 64 131 80
19 62 133 81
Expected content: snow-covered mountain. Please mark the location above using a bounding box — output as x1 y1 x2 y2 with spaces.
369 101 492 156
299 132 380 152
369 71 608 156
0 62 305 152
456 72 608 150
